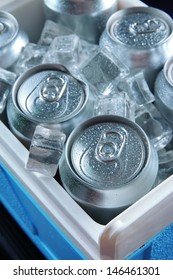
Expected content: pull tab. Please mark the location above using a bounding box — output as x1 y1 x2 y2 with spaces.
40 74 68 102
129 19 166 35
23 73 69 120
95 128 127 163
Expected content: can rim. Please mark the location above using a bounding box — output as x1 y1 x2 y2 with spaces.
11 64 89 124
44 0 117 15
164 56 173 87
0 10 19 48
60 115 158 208
106 6 173 50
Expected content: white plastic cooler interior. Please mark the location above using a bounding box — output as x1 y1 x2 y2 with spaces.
1 0 173 260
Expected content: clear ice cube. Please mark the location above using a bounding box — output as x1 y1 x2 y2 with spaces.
0 67 16 85
75 39 98 71
14 43 48 75
94 91 135 120
81 47 129 95
119 71 155 112
26 125 66 177
0 68 16 114
136 103 173 150
42 34 80 69
157 142 173 184
38 20 73 46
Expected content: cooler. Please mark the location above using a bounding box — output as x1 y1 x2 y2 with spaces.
0 0 173 260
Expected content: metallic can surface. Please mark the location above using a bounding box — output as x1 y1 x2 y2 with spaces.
99 7 173 88
7 64 93 143
0 10 28 69
43 0 118 44
154 56 173 125
59 115 158 224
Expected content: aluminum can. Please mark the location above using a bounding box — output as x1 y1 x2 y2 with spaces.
154 56 173 125
43 0 118 44
0 10 28 69
59 115 158 224
7 64 93 144
99 6 173 89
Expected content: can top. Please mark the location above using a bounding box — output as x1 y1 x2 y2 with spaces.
15 65 87 123
108 7 172 48
0 11 18 48
69 116 149 189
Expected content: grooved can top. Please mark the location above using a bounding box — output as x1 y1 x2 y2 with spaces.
15 65 87 123
69 116 149 189
107 7 172 48
60 115 158 223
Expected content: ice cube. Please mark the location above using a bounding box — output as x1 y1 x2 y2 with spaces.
26 125 66 177
14 43 48 75
81 47 129 95
38 20 73 46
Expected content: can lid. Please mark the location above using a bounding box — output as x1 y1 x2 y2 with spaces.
70 117 148 189
108 7 171 48
16 69 86 123
0 11 18 48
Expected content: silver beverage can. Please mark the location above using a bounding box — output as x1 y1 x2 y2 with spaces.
43 0 118 44
59 115 158 224
7 64 93 144
0 10 28 69
154 56 173 125
99 7 173 88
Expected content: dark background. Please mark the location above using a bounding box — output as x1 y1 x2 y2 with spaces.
143 1 173 16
